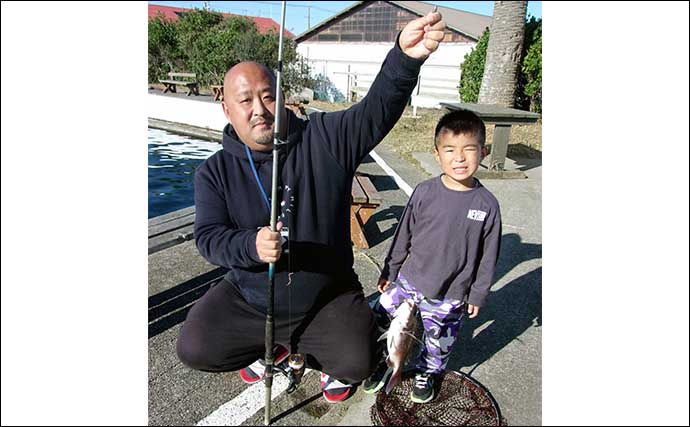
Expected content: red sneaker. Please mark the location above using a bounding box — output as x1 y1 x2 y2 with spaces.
239 344 290 384
320 372 353 403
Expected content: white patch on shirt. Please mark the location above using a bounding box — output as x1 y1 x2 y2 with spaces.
467 209 487 222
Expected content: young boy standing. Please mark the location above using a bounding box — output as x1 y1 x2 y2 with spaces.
363 109 502 403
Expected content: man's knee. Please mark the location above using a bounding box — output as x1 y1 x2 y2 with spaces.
334 363 375 383
323 342 377 383
176 329 233 372
176 332 212 371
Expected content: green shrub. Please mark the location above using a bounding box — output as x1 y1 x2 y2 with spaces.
459 27 489 104
148 13 183 82
521 18 542 112
148 9 314 96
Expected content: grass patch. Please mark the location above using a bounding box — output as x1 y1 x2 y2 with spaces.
308 101 542 164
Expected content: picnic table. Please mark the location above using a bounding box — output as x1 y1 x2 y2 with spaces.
159 72 199 96
441 103 540 173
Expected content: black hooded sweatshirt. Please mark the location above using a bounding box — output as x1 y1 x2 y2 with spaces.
193 39 424 316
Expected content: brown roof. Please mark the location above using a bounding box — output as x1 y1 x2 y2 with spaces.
148 4 294 38
296 0 491 42
390 1 491 40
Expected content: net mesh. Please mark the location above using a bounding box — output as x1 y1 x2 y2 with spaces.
370 371 506 426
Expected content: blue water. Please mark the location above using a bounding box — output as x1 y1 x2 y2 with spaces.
148 128 222 218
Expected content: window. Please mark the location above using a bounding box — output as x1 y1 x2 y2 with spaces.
341 33 363 42
318 34 338 41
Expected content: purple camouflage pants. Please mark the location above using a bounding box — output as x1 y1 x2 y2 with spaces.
376 274 466 374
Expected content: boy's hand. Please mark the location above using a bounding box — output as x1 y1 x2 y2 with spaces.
399 7 446 60
467 304 480 319
256 221 283 263
377 278 391 293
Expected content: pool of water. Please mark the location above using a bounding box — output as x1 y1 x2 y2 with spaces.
148 128 222 218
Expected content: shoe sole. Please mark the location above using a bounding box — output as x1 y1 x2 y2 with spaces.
239 372 263 384
322 389 352 403
410 389 435 404
362 367 393 394
321 373 353 403
239 345 290 384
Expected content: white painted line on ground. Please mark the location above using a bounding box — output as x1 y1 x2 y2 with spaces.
196 370 313 426
503 223 528 230
368 150 414 197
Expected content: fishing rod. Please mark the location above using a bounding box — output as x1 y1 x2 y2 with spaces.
264 1 287 425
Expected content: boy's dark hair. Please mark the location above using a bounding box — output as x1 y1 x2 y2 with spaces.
434 109 486 148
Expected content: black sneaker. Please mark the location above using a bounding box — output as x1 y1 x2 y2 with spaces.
362 360 393 394
410 373 436 403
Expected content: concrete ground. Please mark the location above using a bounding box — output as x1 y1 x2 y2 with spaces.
148 91 542 425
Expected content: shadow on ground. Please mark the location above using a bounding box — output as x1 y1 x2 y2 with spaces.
448 234 542 373
363 205 405 248
148 267 227 338
356 172 406 249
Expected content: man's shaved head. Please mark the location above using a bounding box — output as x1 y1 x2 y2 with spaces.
223 62 276 100
220 61 285 151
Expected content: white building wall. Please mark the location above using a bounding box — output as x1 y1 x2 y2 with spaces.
297 41 476 108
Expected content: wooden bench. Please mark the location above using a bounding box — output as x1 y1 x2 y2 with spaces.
350 174 382 249
159 72 199 96
211 84 224 101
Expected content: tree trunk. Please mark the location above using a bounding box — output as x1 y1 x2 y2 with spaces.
478 1 527 108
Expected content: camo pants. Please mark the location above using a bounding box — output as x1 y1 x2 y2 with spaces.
374 274 466 374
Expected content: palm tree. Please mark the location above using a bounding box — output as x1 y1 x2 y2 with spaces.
478 1 528 108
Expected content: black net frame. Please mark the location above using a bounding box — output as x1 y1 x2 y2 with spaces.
370 370 506 426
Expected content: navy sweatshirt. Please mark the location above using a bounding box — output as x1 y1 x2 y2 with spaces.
381 177 502 307
193 39 424 315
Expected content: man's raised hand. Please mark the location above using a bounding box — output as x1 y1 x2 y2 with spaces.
399 8 446 60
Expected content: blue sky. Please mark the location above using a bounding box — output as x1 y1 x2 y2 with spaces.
149 1 542 36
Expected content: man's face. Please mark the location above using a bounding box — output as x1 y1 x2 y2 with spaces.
221 63 284 151
434 131 486 189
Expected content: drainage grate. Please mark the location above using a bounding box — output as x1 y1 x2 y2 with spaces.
370 371 506 426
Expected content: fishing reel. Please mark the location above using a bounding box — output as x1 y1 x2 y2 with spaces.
274 353 305 394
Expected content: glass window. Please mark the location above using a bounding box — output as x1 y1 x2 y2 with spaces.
318 34 338 41
341 33 363 42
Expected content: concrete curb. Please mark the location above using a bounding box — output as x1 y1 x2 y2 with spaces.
148 118 222 142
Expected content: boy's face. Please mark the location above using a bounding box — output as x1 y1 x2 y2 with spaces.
434 131 487 189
